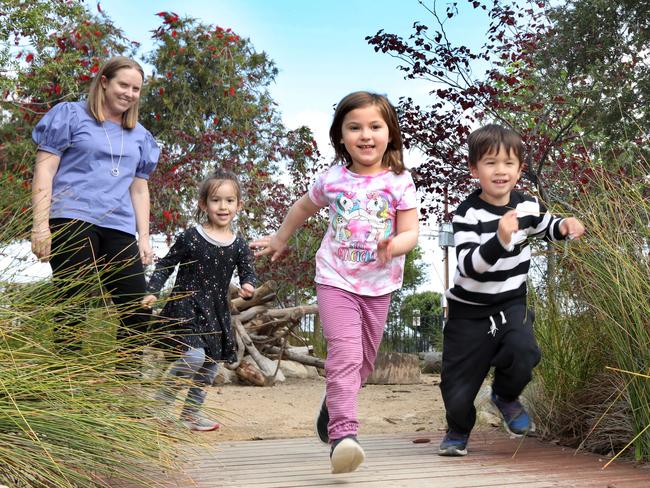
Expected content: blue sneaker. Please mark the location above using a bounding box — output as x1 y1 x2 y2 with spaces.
490 392 534 436
438 431 468 456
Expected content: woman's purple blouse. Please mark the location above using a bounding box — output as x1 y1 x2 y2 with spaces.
32 101 160 235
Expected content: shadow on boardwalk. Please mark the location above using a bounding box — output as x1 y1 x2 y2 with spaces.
119 430 650 488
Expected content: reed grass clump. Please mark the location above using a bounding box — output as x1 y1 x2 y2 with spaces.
0 191 197 487
533 162 649 461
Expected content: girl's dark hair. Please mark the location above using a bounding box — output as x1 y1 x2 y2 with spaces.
195 168 242 223
329 91 405 174
467 124 525 167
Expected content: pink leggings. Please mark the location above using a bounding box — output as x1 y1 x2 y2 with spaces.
316 284 391 441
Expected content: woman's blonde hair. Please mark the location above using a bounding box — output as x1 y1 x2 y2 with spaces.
87 56 144 129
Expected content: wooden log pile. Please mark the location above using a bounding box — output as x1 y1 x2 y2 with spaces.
227 281 324 386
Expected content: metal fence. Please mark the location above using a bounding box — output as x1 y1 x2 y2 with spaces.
380 313 444 354
295 312 444 356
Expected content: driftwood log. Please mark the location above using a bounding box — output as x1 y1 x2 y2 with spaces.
263 345 325 369
229 280 322 386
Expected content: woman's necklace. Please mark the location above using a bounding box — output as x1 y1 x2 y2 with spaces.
102 123 124 177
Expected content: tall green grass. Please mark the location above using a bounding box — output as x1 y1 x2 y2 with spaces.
0 192 199 486
533 164 649 461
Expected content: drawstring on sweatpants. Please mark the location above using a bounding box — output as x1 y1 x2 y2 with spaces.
488 311 507 337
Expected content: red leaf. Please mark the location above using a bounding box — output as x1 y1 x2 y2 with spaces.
25 53 33 63
229 86 235 96
159 87 165 95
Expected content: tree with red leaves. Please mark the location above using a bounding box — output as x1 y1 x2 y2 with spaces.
139 13 325 303
366 0 650 221
0 3 324 304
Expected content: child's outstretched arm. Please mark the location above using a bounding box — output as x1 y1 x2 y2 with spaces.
559 217 585 240
377 208 419 264
250 194 320 262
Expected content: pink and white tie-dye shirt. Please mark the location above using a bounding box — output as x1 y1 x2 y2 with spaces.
308 165 418 296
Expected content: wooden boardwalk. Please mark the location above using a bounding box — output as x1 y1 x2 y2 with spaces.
165 431 650 488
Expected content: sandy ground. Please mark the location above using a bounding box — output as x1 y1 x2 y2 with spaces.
198 374 447 442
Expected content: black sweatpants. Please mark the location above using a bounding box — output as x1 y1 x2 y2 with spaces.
439 304 541 435
48 218 151 351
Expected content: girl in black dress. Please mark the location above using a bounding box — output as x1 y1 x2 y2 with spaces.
142 168 256 431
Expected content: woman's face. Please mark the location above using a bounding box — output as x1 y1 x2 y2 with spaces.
100 67 143 121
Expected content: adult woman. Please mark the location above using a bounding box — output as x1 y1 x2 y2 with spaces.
31 56 160 352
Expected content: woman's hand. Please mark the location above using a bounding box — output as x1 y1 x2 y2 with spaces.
31 228 52 262
141 294 157 309
250 234 289 262
138 237 154 265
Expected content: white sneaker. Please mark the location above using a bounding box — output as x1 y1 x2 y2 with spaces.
330 435 365 474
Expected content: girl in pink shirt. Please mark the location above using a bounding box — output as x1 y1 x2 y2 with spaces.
251 91 418 474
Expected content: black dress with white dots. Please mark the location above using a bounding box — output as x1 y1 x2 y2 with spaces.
147 226 256 362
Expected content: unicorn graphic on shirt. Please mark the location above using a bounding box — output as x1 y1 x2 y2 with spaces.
332 191 361 242
365 192 392 242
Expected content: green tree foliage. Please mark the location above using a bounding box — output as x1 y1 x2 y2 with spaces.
539 0 650 148
386 246 427 327
400 290 443 349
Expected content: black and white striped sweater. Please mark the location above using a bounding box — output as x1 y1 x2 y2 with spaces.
445 189 566 319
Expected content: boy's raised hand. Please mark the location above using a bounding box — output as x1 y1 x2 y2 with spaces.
141 294 157 309
497 209 519 247
559 217 585 240
250 234 289 262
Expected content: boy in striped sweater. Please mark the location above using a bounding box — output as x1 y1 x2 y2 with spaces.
438 124 585 456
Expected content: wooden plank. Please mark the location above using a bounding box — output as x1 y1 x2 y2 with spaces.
111 431 650 487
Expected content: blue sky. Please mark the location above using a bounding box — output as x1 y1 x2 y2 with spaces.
99 0 487 157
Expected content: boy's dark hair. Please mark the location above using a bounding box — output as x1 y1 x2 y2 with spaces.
468 124 525 167
195 168 242 223
329 91 405 174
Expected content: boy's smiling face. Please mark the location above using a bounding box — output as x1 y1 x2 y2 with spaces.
470 145 522 206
